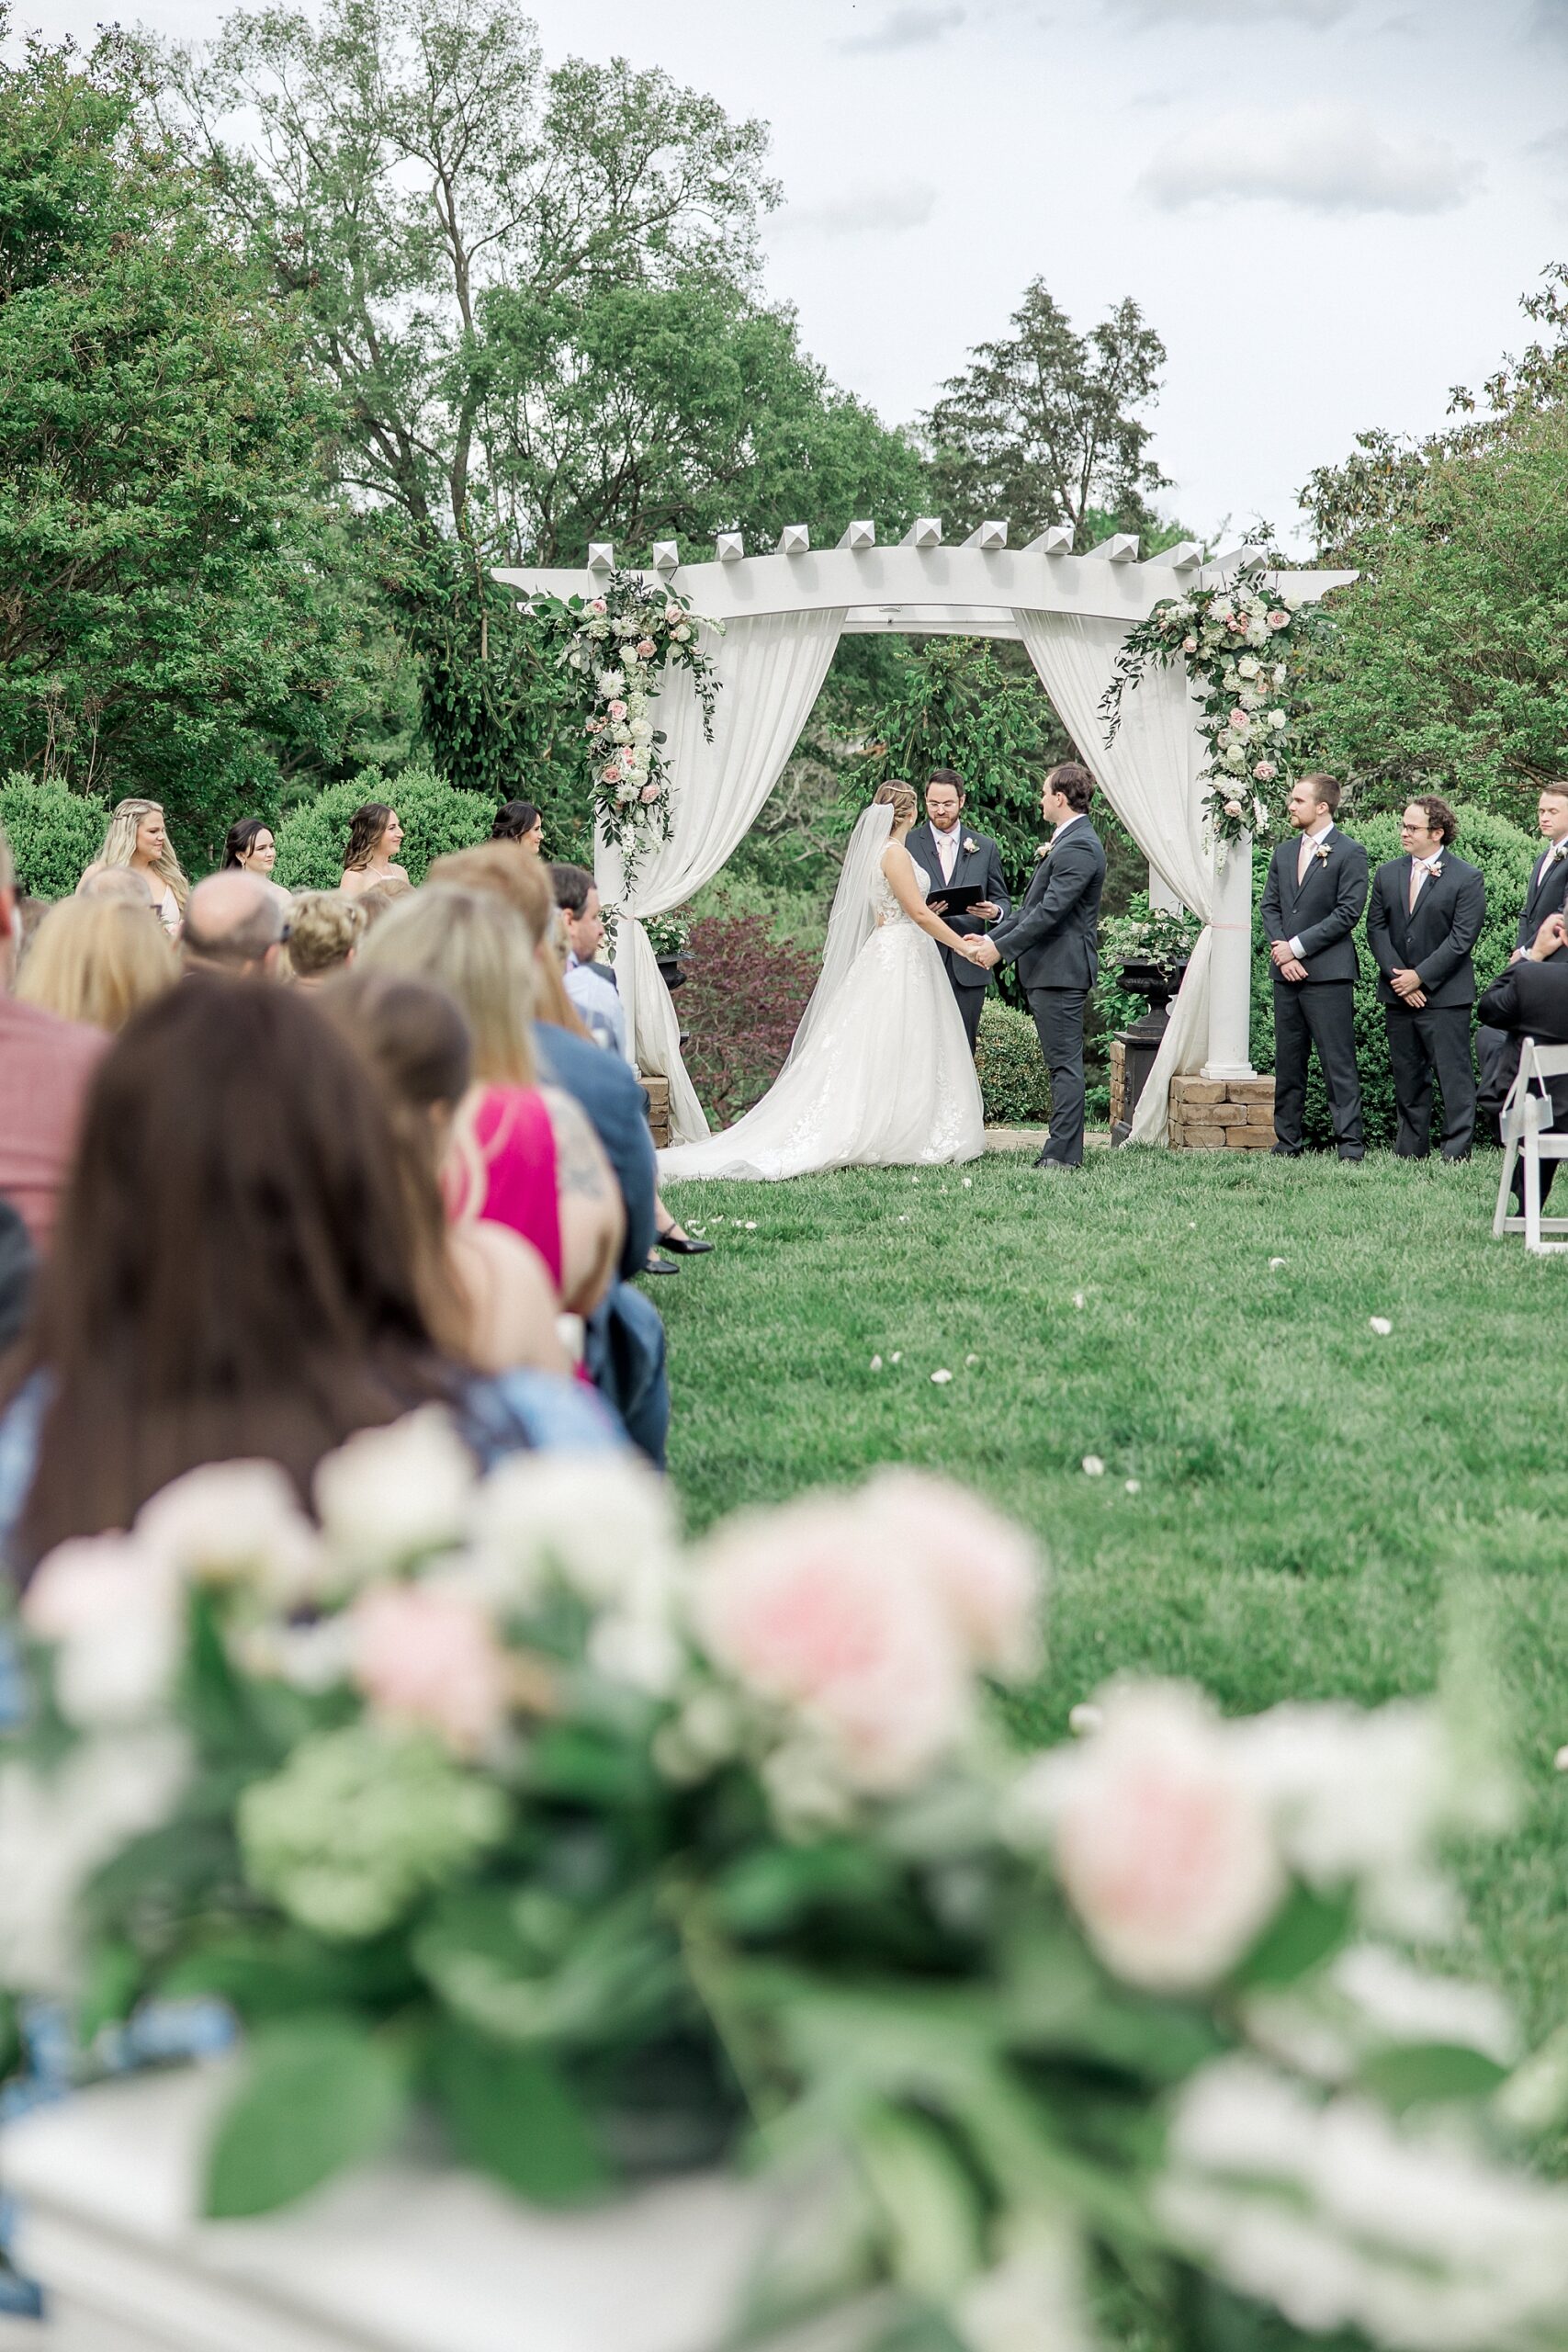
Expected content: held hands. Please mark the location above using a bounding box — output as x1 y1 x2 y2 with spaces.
962 937 1001 970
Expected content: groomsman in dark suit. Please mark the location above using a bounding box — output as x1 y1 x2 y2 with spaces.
1260 773 1369 1159
1366 797 1486 1159
906 768 1011 1053
967 762 1105 1170
1476 781 1568 1133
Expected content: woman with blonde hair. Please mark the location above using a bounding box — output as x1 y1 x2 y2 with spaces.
16 898 178 1033
358 887 623 1319
78 798 188 938
660 779 986 1180
287 891 366 989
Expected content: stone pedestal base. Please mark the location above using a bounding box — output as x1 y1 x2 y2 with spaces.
1168 1074 1276 1150
1109 1038 1126 1136
640 1073 671 1151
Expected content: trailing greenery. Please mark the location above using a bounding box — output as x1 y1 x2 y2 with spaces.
0 775 107 899
272 763 492 890
1248 801 1536 1149
974 998 1052 1125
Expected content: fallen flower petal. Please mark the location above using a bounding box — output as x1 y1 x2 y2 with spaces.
1124 1479 1141 1495
1082 1456 1106 1477
1068 1702 1104 1736
931 1369 953 1385
870 1355 883 1372
1370 1317 1393 1337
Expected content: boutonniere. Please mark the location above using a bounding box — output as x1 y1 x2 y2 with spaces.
1035 842 1050 861
963 836 979 857
1312 842 1331 868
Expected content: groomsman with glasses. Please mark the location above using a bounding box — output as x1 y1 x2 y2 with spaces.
1476 782 1568 1136
1260 773 1369 1160
1366 797 1486 1160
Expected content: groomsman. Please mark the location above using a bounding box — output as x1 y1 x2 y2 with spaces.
1476 781 1568 1132
906 768 1010 1052
1260 773 1369 1159
1366 797 1486 1160
968 763 1105 1170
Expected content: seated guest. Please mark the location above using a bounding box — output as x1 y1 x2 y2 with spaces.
0 1201 34 1351
357 888 623 1322
15 898 177 1034
1478 781 1568 1130
76 866 153 910
183 872 288 979
1477 910 1568 1206
287 891 366 989
13 896 49 965
550 863 628 1057
492 798 544 854
0 979 620 1570
0 821 106 1252
1365 796 1485 1161
321 969 571 1380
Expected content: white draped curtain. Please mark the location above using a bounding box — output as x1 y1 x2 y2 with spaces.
1013 611 1217 1143
599 609 845 1144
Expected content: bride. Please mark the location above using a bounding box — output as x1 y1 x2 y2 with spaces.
660 782 986 1182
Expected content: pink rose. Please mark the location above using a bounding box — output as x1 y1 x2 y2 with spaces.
1181 635 1198 653
1016 1683 1284 1992
607 699 628 722
1227 611 1248 629
349 1582 509 1758
602 763 625 786
639 783 661 804
695 1496 970 1794
1267 610 1290 631
636 638 657 658
1229 708 1250 730
862 1470 1041 1679
588 597 607 616
1253 760 1277 783
663 605 682 625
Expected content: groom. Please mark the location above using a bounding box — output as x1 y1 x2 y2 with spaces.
966 763 1105 1169
906 768 1010 1052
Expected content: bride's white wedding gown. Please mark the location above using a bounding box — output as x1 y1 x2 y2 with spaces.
659 855 985 1182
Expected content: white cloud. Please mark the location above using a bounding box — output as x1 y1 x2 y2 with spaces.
1107 0 1350 22
840 5 966 51
1139 104 1483 216
770 180 941 238
1529 124 1568 166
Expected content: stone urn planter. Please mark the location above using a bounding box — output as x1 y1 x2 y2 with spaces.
0 2067 778 2352
1110 957 1189 1146
655 953 688 995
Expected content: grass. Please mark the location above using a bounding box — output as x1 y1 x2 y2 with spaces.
660 1148 1568 2058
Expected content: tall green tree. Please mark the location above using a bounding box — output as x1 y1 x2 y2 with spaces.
921 278 1169 550
0 19 380 850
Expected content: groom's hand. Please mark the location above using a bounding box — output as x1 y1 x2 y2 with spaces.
967 938 1001 970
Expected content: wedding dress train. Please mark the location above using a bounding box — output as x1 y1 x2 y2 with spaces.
659 827 985 1182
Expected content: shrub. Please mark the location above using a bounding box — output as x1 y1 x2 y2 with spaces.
272 762 492 890
0 775 108 899
680 913 822 1126
1249 800 1536 1148
976 998 1051 1125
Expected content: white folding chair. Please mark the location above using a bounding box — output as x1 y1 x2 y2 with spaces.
1493 1039 1568 1251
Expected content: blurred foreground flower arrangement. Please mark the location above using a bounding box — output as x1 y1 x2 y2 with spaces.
4 1413 1566 2352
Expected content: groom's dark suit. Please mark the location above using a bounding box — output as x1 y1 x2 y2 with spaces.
989 816 1106 1167
906 820 1011 1052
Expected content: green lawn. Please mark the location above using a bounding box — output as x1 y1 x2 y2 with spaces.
660 1148 1568 2056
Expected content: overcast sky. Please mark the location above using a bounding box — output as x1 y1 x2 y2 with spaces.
36 0 1568 548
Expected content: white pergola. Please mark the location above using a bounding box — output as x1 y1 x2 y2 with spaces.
497 522 1354 1145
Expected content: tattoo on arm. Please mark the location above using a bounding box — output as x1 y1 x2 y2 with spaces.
549 1096 614 1201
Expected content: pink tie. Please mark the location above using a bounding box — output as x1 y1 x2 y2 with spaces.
1409 865 1423 913
1297 838 1313 886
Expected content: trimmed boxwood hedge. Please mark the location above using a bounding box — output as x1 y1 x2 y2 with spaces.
976 997 1052 1125
0 776 109 899
273 763 493 891
1248 800 1536 1149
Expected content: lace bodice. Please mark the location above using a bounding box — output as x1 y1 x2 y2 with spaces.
874 856 930 926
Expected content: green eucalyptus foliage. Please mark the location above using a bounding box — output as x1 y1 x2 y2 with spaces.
0 25 382 856
0 775 108 899
272 763 492 890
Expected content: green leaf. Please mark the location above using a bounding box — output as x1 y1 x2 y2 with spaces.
716 1841 897 1936
1356 2041 1510 2111
1233 1883 1355 1993
77 1939 142 2041
429 2024 611 2205
160 1926 420 2023
203 2016 406 2218
852 2104 983 2301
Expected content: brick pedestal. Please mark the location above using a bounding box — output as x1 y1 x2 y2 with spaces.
640 1073 671 1151
1168 1074 1276 1150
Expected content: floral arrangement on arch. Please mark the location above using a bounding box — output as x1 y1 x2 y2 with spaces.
6 1419 1568 2352
1102 562 1330 850
531 570 719 881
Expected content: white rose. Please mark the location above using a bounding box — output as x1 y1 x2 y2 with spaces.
1011 1681 1285 1991
1237 656 1260 680
0 1732 189 1991
629 719 653 742
24 1532 184 1728
673 624 691 642
1224 745 1248 771
313 1407 476 1580
468 1449 677 1613
136 1461 321 1607
1269 708 1288 730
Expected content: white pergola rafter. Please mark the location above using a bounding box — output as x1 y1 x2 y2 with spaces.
494 526 1355 1118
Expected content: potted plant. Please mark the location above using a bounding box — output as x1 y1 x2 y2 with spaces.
643 910 692 993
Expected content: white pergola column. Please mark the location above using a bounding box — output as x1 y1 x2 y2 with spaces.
1202 834 1256 1080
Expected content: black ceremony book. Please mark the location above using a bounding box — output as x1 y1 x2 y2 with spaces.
923 882 990 914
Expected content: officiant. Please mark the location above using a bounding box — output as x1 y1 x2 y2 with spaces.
905 769 1011 1053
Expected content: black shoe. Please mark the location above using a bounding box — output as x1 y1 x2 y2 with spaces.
1032 1153 1078 1171
1269 1145 1302 1158
1338 1147 1365 1162
658 1227 714 1256
643 1252 680 1276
